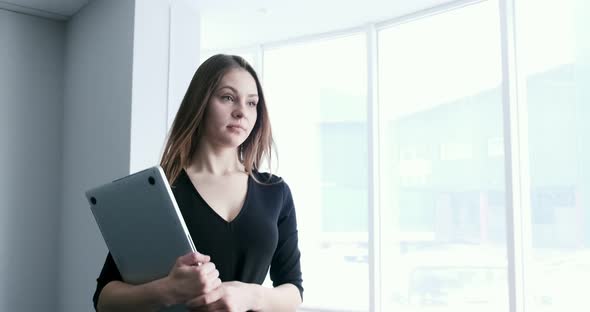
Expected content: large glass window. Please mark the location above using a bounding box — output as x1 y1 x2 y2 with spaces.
377 2 508 311
263 34 369 311
198 1 590 310
519 0 590 310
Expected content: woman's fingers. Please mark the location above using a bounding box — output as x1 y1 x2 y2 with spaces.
177 251 211 266
200 268 221 293
167 253 219 303
204 277 222 293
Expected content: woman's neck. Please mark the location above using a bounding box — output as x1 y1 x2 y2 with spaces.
189 142 244 176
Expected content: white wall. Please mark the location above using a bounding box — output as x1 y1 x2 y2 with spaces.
129 0 170 174
58 0 200 310
58 0 135 310
0 9 64 311
129 0 200 173
0 0 200 310
166 2 201 129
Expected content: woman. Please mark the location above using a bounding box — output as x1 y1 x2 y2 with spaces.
93 54 303 311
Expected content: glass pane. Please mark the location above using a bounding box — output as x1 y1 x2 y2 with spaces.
378 1 508 311
519 0 590 311
263 34 369 311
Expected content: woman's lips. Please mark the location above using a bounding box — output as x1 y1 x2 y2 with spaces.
227 124 245 132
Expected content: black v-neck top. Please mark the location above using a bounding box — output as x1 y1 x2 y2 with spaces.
92 170 303 309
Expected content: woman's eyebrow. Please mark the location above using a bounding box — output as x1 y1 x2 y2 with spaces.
218 85 258 97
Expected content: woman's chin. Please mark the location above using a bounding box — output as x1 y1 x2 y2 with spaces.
219 137 246 149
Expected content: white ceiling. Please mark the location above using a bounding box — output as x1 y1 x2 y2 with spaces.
0 0 454 50
0 0 90 19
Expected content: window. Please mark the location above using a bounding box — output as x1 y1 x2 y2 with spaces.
263 34 369 311
377 1 508 311
519 0 590 309
198 0 590 310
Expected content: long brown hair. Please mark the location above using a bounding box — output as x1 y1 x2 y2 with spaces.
160 54 275 185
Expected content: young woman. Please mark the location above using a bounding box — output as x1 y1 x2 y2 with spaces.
93 54 303 312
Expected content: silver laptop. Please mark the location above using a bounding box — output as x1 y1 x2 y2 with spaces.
86 165 196 287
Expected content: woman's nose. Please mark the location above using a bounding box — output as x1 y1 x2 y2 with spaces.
232 100 248 118
232 108 244 119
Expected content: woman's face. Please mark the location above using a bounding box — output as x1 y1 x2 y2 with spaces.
203 68 259 148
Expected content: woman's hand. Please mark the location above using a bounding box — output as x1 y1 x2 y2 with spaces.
186 281 261 312
161 251 222 306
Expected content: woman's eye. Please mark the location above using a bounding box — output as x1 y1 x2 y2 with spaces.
221 95 233 102
248 101 258 107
